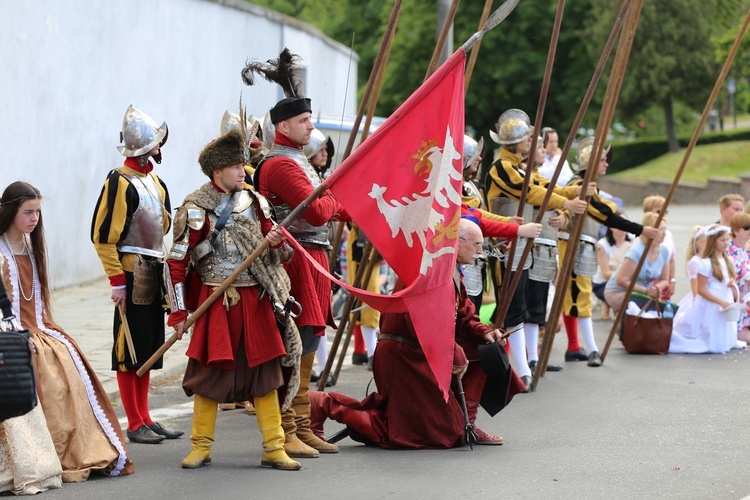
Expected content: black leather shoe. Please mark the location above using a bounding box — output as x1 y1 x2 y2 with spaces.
565 348 589 362
311 371 334 387
587 351 602 367
148 422 184 439
546 364 563 372
529 360 536 376
352 352 368 365
127 425 165 444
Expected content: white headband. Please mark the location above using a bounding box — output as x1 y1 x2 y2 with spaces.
703 224 730 237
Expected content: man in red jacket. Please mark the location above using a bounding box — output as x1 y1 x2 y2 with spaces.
253 94 348 458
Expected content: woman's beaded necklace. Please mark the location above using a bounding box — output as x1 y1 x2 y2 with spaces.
2 232 35 301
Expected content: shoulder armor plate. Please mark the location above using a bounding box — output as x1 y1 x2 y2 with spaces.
184 203 206 230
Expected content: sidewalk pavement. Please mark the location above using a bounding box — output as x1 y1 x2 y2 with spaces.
51 278 188 401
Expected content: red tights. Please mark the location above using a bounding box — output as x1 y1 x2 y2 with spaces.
117 370 154 431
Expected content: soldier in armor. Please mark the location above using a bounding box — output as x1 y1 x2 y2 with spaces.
91 105 183 444
558 137 659 367
461 134 525 314
483 109 591 390
165 129 303 471
243 48 349 457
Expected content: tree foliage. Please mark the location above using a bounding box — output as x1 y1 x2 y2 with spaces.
247 0 748 155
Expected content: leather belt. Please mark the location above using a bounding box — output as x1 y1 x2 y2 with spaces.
377 333 420 349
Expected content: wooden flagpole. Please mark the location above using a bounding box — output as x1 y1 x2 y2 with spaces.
600 8 750 363
534 0 643 388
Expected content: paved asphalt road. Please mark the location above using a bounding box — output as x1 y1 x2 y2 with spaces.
38 203 750 499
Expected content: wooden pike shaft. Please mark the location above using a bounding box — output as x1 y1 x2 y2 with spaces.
118 304 138 365
491 0 566 330
137 239 271 376
464 0 494 95
534 0 643 388
329 0 403 272
425 0 461 81
600 7 750 363
331 249 380 384
316 243 376 391
496 0 632 339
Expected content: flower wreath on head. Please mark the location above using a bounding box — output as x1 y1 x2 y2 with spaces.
703 224 731 237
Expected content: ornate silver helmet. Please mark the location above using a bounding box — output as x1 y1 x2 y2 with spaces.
463 135 484 171
220 110 260 136
489 109 532 145
117 105 168 158
573 136 612 173
261 110 275 152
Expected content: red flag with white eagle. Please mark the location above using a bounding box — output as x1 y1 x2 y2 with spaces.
308 50 466 400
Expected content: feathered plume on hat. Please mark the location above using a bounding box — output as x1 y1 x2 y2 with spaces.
240 48 312 124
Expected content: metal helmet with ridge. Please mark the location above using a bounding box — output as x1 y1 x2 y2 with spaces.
304 129 328 160
117 105 168 159
573 136 612 173
489 108 532 145
463 135 485 171
261 110 275 152
220 110 260 136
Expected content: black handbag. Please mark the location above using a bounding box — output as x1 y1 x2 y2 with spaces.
0 276 37 422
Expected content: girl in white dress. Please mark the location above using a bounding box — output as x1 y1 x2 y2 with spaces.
670 225 737 354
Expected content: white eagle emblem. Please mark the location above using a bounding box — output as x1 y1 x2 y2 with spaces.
369 126 462 275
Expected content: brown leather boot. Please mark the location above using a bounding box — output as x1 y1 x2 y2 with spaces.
293 352 339 453
281 406 319 458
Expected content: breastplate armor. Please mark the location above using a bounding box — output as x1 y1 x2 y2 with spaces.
266 144 331 249
118 173 166 259
197 191 259 287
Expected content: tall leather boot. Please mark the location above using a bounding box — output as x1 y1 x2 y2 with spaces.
254 389 301 471
281 406 318 458
181 394 218 468
293 352 339 453
309 390 380 445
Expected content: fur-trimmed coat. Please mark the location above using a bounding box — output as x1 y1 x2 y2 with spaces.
166 183 301 409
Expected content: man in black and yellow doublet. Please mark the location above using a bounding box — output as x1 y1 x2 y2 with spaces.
91 105 182 444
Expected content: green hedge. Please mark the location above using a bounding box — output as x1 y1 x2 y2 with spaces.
607 128 750 174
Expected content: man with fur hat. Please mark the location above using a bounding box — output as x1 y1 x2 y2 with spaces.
91 105 183 445
165 128 303 471
243 49 349 458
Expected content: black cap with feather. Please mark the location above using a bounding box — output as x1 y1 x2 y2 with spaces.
241 48 312 124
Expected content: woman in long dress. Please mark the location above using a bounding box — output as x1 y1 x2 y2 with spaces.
669 224 737 354
0 182 133 495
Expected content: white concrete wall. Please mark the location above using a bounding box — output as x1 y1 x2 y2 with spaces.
0 0 358 289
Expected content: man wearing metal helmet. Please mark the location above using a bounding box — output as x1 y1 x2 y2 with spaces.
252 95 349 459
91 105 183 444
483 109 591 393
165 128 303 471
558 137 660 367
